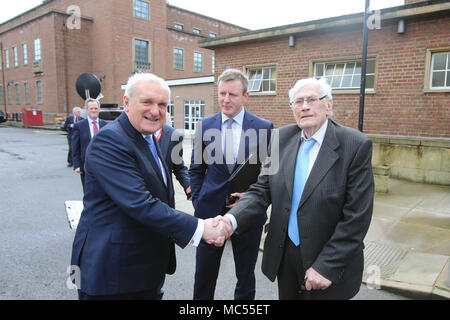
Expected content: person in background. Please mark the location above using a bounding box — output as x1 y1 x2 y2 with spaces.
63 107 83 167
71 98 107 192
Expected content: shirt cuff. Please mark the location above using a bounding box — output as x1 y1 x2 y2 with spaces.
189 219 204 247
224 213 237 233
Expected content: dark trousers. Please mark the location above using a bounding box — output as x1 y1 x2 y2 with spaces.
80 172 85 194
194 225 262 300
67 137 72 165
277 238 308 300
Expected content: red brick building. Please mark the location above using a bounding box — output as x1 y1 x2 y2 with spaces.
200 0 450 138
0 0 246 126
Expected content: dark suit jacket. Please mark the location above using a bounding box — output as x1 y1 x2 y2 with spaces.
70 112 198 296
189 110 273 221
228 120 374 299
157 124 190 192
63 115 84 141
71 118 108 171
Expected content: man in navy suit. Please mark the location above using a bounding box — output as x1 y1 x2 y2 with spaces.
71 99 108 193
70 73 231 300
156 123 191 199
63 107 83 167
189 69 273 300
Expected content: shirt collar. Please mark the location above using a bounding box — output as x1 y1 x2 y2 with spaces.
88 117 97 123
301 119 328 146
221 107 245 127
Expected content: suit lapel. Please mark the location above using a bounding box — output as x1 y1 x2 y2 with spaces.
283 127 302 201
299 121 339 208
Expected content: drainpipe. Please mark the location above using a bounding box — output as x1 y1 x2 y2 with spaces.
0 41 7 115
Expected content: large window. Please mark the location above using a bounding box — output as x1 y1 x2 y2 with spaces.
246 65 277 93
36 81 42 104
184 100 204 133
134 0 149 20
194 52 203 73
22 43 28 65
34 38 41 61
13 46 18 67
134 39 151 72
174 48 184 70
4 49 9 69
430 51 450 89
313 58 376 90
15 84 20 105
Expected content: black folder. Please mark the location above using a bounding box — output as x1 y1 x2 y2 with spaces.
227 153 261 193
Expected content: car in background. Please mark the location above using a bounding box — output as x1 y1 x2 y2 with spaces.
0 110 7 123
99 104 123 122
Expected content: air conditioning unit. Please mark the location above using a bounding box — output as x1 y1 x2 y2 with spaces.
32 60 43 74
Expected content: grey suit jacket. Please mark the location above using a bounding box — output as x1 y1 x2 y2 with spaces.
228 119 374 299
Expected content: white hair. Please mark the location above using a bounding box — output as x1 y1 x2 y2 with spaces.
289 77 333 104
125 73 171 100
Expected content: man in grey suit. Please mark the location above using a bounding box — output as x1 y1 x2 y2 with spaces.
222 77 374 299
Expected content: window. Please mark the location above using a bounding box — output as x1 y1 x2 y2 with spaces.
24 82 30 105
22 43 28 65
184 100 204 133
174 48 183 70
7 84 12 105
34 38 41 61
36 81 42 104
430 51 450 89
13 47 18 67
0 86 3 105
314 59 376 90
134 0 149 20
4 49 9 69
209 33 217 38
167 101 174 126
194 52 203 73
246 65 277 93
174 24 183 31
134 39 151 72
212 56 215 74
15 84 20 105
192 28 200 35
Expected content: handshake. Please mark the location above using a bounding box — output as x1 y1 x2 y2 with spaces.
202 215 233 247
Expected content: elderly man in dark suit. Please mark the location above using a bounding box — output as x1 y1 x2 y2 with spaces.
222 77 374 300
70 73 231 300
71 99 108 192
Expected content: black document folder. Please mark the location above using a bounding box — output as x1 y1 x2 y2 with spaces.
227 153 261 193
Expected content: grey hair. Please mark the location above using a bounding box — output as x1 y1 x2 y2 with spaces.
289 77 333 104
84 98 100 108
125 73 171 101
72 106 82 114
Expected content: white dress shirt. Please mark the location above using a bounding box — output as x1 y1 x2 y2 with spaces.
221 107 245 162
88 117 99 138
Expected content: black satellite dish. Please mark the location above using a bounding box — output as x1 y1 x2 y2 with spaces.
75 73 101 100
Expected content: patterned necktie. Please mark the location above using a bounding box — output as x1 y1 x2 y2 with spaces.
145 135 165 185
288 138 316 246
224 118 235 173
93 120 98 135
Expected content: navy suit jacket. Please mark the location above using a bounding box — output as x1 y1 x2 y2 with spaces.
63 115 84 141
189 110 273 221
157 124 190 192
70 112 198 295
71 118 108 171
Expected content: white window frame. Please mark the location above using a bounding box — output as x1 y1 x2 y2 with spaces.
429 51 450 89
194 52 203 73
34 38 41 61
246 65 277 94
314 58 376 91
4 49 9 69
22 43 28 65
184 100 204 134
13 46 18 67
174 48 184 70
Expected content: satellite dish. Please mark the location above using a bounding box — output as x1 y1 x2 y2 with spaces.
76 73 101 100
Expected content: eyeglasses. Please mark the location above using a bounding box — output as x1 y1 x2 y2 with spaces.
290 95 327 109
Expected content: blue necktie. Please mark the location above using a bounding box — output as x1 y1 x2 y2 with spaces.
288 138 316 246
145 135 165 184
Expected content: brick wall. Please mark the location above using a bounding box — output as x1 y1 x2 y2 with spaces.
212 16 450 138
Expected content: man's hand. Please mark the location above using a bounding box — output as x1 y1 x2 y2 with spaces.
202 216 232 247
226 192 244 208
305 267 332 291
74 168 81 174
